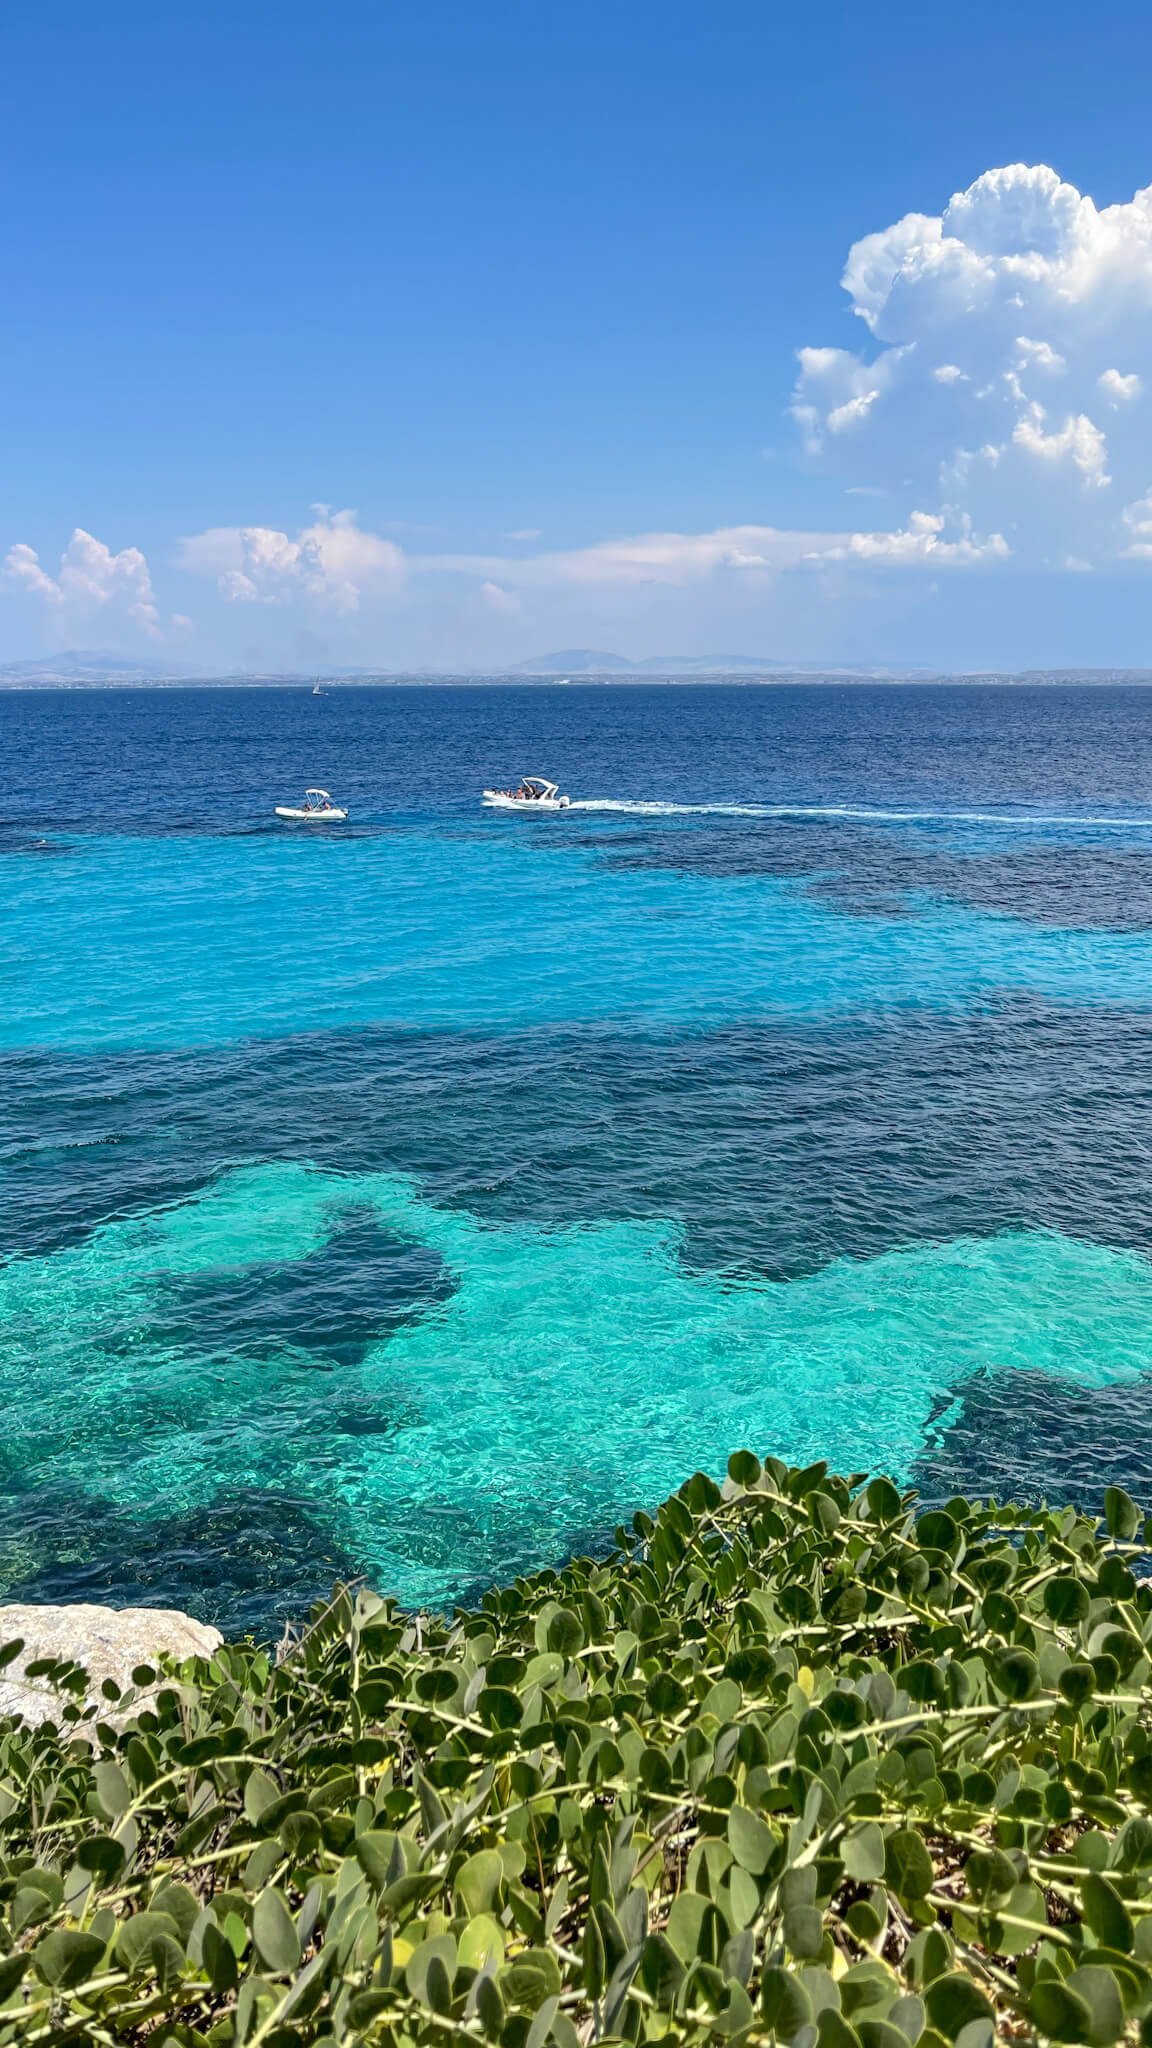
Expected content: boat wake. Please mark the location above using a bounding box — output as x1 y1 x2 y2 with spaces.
568 799 1152 828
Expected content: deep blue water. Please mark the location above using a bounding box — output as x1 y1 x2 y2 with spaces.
4 682 1152 1634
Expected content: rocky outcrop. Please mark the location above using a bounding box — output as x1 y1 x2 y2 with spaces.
0 1604 222 1726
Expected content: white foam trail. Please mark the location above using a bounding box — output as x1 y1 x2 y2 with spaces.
568 799 1152 828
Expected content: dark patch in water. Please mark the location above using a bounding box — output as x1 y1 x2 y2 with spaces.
0 1479 365 1639
913 1366 1152 1517
598 819 1152 933
5 1004 1152 1287
151 1211 454 1371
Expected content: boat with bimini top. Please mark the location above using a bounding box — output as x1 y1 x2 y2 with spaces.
483 776 571 811
274 788 348 822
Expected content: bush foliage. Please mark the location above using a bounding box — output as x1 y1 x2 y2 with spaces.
3 1455 1152 2045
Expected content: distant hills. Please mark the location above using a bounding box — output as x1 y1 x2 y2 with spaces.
0 647 854 684
0 650 191 684
4 649 1152 687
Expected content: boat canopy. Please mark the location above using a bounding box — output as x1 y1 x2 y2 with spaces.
305 789 333 805
521 778 558 799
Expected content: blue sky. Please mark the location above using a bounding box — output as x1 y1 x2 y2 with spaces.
4 0 1152 670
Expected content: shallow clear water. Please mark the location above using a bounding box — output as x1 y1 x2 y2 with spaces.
4 682 1152 1632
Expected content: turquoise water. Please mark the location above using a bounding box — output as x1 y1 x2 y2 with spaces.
4 683 1152 1628
9 826 1152 1049
3 1160 1151 1607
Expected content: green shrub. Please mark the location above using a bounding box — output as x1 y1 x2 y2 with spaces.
2 1455 1152 2044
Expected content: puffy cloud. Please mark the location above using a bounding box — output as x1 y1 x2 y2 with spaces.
1011 405 1110 486
813 510 1009 566
1014 336 1066 373
792 162 1152 567
480 580 521 614
1121 493 1152 559
5 543 59 600
792 345 907 451
1099 368 1142 403
179 508 406 613
4 527 162 636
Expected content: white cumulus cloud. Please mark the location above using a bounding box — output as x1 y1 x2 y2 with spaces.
792 162 1152 568
1099 368 1143 403
1122 493 1152 558
4 528 162 636
1011 405 1110 485
813 509 1009 565
1015 336 1066 374
179 508 406 613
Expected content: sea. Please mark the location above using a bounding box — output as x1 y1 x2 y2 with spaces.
3 680 1152 1636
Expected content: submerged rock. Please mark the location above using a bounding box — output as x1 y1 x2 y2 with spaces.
0 1603 222 1725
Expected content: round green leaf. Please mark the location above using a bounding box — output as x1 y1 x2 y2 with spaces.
859 2024 914 2048
455 1848 505 1916
885 1828 934 1902
459 1915 505 1973
115 1910 182 1975
1029 1978 1094 2043
501 1947 561 2013
992 1647 1039 1701
1104 1487 1141 1541
1114 1816 1152 1871
727 1802 778 1875
92 1758 130 1819
666 1890 710 1961
917 1511 959 1556
784 1905 826 1959
477 1684 523 1730
982 1591 1018 1635
253 1887 301 1974
476 1971 505 2038
761 1964 813 2037
866 1477 904 1523
203 1920 239 1995
817 2009 863 2048
1081 1874 1134 1955
923 1975 994 2041
414 1664 459 1703
244 1767 279 1822
646 1671 688 1715
1065 1966 1126 2045
407 1934 458 2007
728 1450 762 1488
843 1822 886 1884
32 1930 106 1990
0 1956 29 2003
1060 1660 1097 1705
546 1607 584 1656
75 1833 126 1882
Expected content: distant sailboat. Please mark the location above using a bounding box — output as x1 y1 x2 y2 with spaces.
312 679 326 696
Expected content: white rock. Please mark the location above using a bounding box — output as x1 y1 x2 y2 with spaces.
0 1604 223 1726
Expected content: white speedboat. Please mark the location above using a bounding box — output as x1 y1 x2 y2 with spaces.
483 776 571 812
274 788 348 822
